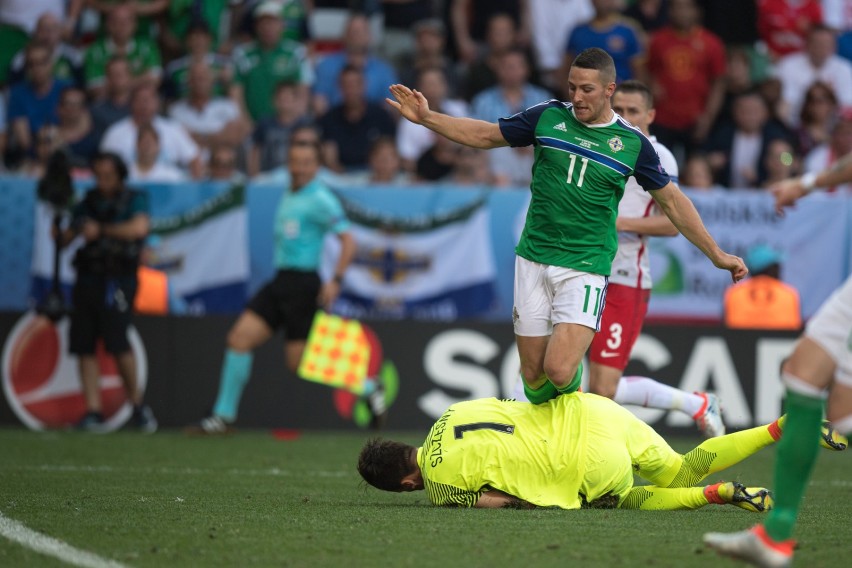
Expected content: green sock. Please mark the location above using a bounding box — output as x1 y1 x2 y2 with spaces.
523 379 558 404
764 390 825 542
554 361 583 395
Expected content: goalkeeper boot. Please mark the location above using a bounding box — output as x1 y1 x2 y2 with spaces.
819 420 848 451
706 481 774 513
776 416 848 450
704 525 793 568
694 392 725 438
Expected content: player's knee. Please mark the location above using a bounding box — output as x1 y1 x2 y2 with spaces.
226 329 252 352
520 363 545 386
542 360 576 389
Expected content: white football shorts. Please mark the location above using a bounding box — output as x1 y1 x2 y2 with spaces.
804 275 852 387
513 255 608 336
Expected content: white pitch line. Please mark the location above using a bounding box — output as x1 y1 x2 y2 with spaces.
0 511 130 568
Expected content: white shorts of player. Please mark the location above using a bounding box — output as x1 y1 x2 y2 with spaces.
513 255 608 336
805 274 852 387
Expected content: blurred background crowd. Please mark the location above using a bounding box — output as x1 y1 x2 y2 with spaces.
2 0 852 191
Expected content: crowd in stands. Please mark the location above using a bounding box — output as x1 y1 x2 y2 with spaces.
3 0 852 191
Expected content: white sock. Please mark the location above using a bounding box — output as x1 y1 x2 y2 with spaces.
614 376 706 417
832 413 852 435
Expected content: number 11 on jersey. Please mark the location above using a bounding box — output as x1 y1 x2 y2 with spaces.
567 154 589 187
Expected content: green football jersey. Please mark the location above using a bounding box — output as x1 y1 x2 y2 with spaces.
499 101 670 275
233 40 313 121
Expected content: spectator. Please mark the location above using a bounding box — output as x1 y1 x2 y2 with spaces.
559 0 646 87
8 13 84 87
312 13 398 116
795 80 839 156
231 0 310 47
528 0 594 88
168 61 250 156
472 49 551 122
463 13 526 100
83 4 162 100
803 110 852 192
7 43 69 158
87 0 169 42
774 24 852 126
128 124 185 183
448 0 532 65
449 146 495 186
0 0 82 85
704 90 794 188
757 0 823 60
397 67 469 171
379 0 436 64
163 21 233 102
648 0 727 165
100 84 203 178
207 144 245 183
0 90 7 170
248 81 314 176
90 57 133 137
319 65 396 173
162 0 240 58
625 0 669 32
724 244 802 330
681 154 717 190
54 151 157 432
471 49 551 188
762 138 801 187
397 18 461 99
54 86 100 170
21 124 62 178
365 136 411 184
714 48 757 132
416 135 460 182
231 1 314 122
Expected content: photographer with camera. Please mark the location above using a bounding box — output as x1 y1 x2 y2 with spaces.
55 151 157 432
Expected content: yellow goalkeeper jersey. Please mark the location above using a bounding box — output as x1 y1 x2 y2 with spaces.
418 395 592 509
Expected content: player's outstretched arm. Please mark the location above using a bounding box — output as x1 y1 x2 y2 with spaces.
771 150 852 212
386 84 509 150
651 182 748 283
474 489 536 509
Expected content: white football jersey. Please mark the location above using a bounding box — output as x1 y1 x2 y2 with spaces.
610 136 679 289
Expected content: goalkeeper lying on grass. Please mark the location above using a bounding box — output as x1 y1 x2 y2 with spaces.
357 393 846 511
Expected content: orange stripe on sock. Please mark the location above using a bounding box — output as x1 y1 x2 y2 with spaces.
753 525 795 556
767 419 783 441
703 482 725 504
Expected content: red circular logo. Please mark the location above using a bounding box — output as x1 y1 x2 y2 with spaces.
2 311 148 431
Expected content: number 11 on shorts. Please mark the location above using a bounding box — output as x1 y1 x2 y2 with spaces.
583 284 602 316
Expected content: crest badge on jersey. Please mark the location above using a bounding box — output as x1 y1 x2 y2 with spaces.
608 136 624 152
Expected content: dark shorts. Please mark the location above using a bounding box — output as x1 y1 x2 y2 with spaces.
246 270 321 341
69 273 138 355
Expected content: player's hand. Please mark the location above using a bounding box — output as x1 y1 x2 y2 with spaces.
81 220 101 242
387 84 431 125
714 253 748 283
769 177 808 214
318 281 341 311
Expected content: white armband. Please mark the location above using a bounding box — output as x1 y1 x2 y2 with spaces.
800 172 819 193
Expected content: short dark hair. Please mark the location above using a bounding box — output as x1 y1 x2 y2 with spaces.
571 47 616 85
91 151 128 181
357 438 416 492
613 79 654 108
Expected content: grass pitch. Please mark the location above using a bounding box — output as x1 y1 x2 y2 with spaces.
0 427 848 568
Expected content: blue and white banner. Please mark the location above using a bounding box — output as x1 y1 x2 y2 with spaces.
30 184 248 314
324 196 497 320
